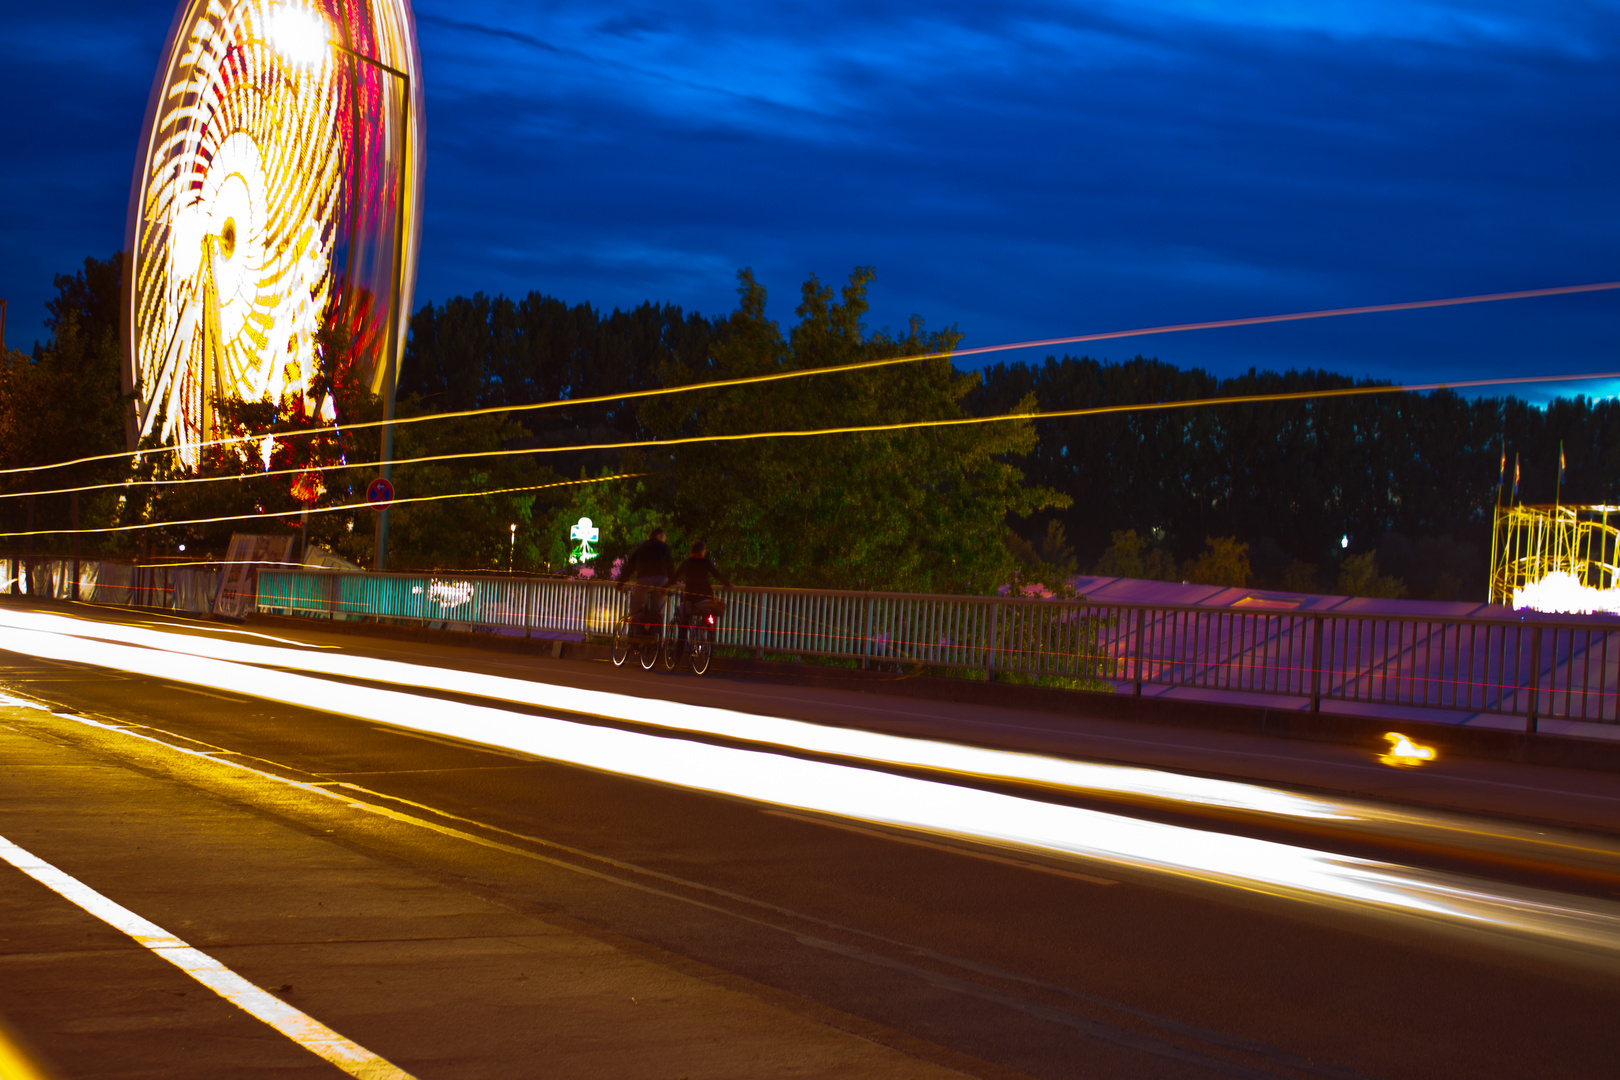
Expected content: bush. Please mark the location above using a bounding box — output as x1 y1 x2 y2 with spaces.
1183 537 1251 588
1336 551 1406 598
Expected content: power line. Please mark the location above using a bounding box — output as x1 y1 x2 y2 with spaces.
2 367 1616 506
6 367 1613 518
0 472 643 539
6 277 1617 479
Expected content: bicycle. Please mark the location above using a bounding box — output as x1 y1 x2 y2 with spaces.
662 598 721 675
612 594 666 670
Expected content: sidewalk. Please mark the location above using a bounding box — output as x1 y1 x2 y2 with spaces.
0 710 972 1080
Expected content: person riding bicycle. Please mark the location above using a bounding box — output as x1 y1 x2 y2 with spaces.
671 541 730 646
618 527 675 628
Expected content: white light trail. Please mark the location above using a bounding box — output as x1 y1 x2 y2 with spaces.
0 609 1341 822
3 614 1620 959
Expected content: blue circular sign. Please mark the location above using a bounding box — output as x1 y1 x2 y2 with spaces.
366 477 395 508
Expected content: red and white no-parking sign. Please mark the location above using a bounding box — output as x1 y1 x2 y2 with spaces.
366 477 394 509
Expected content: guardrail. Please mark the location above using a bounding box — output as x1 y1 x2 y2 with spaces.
253 568 1620 735
1 556 222 616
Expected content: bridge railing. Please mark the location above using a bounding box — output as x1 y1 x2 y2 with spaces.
0 556 222 616
253 568 1619 734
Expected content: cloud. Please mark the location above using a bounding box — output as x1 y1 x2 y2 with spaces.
2 0 1617 400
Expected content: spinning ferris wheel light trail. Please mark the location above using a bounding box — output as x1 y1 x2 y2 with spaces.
123 0 424 558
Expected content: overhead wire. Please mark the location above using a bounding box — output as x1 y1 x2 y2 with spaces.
5 277 1617 479
0 473 644 539
2 366 1616 506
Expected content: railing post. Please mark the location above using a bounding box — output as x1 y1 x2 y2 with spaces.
861 595 874 669
1132 606 1146 696
1310 615 1324 712
1526 624 1542 733
984 602 999 682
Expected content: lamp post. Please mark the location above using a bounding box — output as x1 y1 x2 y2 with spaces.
509 523 517 573
269 6 411 572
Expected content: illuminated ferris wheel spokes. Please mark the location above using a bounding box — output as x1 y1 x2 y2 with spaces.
126 0 422 469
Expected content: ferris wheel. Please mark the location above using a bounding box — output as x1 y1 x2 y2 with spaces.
124 0 423 468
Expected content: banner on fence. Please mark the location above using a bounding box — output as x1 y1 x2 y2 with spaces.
214 535 298 620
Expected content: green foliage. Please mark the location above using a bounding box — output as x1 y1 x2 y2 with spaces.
1280 559 1320 592
1007 520 1079 595
536 473 667 576
380 401 554 571
24 250 1610 605
636 267 1069 592
962 356 1550 600
0 255 129 554
1093 529 1178 581
1182 537 1251 588
1336 551 1407 599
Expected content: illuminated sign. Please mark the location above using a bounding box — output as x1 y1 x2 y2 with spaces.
569 517 599 564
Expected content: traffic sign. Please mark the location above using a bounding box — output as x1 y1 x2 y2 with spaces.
366 477 394 509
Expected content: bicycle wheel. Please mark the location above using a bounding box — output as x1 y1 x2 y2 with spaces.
689 627 713 675
638 623 661 670
660 621 681 671
611 617 631 667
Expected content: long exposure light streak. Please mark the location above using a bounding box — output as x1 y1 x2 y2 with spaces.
0 609 1339 820
6 607 1611 863
2 609 1618 960
11 279 1620 479
1 366 1616 512
0 473 643 539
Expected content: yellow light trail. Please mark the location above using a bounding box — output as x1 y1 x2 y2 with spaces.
1 366 1615 511
0 472 643 539
10 278 1619 479
5 607 1619 962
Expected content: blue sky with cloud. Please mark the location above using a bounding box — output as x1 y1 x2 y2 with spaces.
3 1 1616 401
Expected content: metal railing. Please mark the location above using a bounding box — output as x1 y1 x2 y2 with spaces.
0 556 222 616
252 568 1620 734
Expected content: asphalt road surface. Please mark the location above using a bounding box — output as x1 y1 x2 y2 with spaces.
1 600 1617 1080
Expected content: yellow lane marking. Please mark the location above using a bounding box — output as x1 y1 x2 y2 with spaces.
763 810 1119 885
161 684 252 703
0 833 417 1080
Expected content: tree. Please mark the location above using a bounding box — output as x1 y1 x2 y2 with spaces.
1183 537 1251 588
1093 529 1177 581
0 255 129 554
637 268 1069 592
1336 551 1406 599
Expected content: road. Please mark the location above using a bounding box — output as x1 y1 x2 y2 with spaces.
1 600 1617 1079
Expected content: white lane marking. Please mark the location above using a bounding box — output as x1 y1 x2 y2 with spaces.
0 833 417 1080
763 810 1119 885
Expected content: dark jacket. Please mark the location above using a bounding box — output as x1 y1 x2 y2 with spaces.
624 538 675 581
672 556 730 601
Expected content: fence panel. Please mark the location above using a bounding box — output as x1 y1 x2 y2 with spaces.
10 559 1619 732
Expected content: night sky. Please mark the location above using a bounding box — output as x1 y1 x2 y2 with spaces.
4 1 1617 401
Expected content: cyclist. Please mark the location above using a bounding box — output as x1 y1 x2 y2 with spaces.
671 541 730 647
618 527 675 629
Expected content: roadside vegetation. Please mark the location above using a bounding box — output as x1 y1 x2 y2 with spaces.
4 254 1612 603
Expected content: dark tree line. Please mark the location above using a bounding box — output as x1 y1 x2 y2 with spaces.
6 254 1614 599
965 356 1619 598
403 296 1616 599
